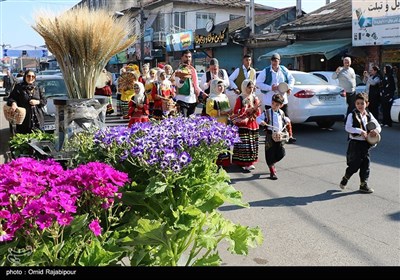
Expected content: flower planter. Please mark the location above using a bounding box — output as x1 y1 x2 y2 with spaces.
54 97 107 150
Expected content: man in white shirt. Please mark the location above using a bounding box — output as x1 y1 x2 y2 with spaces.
229 54 256 94
256 53 296 143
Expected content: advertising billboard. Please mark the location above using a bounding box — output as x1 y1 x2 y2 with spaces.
165 31 194 52
352 0 400 46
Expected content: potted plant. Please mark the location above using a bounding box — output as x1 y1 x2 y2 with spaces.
32 7 136 150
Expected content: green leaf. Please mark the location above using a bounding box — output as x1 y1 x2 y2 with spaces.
193 253 221 266
132 218 168 246
197 233 218 250
121 190 147 206
78 238 123 266
217 183 249 208
68 214 89 235
229 225 264 255
145 177 169 196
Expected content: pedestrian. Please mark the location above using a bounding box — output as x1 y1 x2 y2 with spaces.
229 54 256 94
231 79 261 172
339 93 381 193
95 68 114 115
332 57 357 118
206 79 232 167
127 82 149 127
256 52 296 144
199 58 229 116
380 65 395 127
363 66 382 122
16 70 24 78
3 68 17 96
174 50 203 117
7 70 47 134
257 94 290 180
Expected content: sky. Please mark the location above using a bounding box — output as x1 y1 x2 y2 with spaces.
0 0 335 49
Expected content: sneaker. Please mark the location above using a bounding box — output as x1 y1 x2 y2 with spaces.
339 176 348 189
287 137 297 144
242 166 251 173
248 165 255 170
270 173 278 180
359 183 374 193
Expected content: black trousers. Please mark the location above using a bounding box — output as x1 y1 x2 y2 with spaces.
176 100 197 117
346 92 356 118
345 140 371 183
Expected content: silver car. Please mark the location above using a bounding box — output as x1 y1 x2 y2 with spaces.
16 75 68 131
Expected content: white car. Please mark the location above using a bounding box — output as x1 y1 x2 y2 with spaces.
311 71 366 94
391 98 400 123
226 70 346 128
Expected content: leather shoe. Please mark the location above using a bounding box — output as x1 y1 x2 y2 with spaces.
288 137 296 144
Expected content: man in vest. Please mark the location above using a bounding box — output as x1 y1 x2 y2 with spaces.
199 58 229 115
174 50 203 117
256 53 297 143
229 54 256 94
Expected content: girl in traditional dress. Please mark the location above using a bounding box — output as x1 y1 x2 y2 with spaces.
144 68 158 117
119 68 139 119
127 82 149 127
206 79 232 166
231 79 261 171
151 69 176 119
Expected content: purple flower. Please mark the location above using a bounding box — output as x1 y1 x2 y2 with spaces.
89 219 102 236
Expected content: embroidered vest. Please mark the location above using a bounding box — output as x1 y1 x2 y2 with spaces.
262 65 289 92
234 67 256 91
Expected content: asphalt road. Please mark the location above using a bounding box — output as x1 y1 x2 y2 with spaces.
1 99 399 266
218 122 400 266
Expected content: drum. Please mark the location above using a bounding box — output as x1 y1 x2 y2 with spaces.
277 82 289 94
272 130 289 143
366 133 381 145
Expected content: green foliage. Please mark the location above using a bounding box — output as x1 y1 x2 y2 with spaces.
63 121 263 266
8 130 55 158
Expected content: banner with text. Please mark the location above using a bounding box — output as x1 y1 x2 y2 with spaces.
352 0 400 46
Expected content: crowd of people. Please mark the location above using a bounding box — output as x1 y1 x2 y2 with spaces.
4 51 397 193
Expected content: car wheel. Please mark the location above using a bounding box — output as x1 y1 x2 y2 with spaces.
316 120 335 129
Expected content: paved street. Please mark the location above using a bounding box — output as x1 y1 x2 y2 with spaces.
1 98 399 266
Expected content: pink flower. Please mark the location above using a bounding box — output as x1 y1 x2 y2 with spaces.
89 219 102 236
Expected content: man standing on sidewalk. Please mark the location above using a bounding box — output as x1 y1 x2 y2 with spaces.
332 57 357 118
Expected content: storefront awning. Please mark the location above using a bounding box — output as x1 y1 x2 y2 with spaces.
258 38 352 61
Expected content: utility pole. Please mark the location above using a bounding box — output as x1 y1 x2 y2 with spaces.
140 1 145 68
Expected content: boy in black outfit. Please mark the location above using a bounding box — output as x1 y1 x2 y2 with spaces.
340 93 381 193
257 94 291 180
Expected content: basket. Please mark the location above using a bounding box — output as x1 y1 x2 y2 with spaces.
3 105 26 125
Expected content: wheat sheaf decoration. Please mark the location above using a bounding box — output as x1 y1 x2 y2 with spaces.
33 7 136 99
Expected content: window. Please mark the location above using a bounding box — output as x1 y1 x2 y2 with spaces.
173 12 186 30
230 14 241 20
196 13 215 29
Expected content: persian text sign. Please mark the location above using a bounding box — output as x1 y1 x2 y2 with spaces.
195 24 229 48
352 0 400 46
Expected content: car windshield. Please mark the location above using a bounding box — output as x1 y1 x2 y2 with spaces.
37 79 68 98
292 72 329 85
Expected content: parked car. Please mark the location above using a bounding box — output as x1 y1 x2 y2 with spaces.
16 74 68 131
226 70 346 128
391 98 400 123
37 69 63 76
310 71 366 94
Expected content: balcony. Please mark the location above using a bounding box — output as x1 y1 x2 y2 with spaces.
153 31 166 43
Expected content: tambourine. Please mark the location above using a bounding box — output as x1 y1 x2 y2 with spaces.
366 121 381 145
277 82 289 94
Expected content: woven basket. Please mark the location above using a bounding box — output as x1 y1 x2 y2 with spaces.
3 105 26 125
